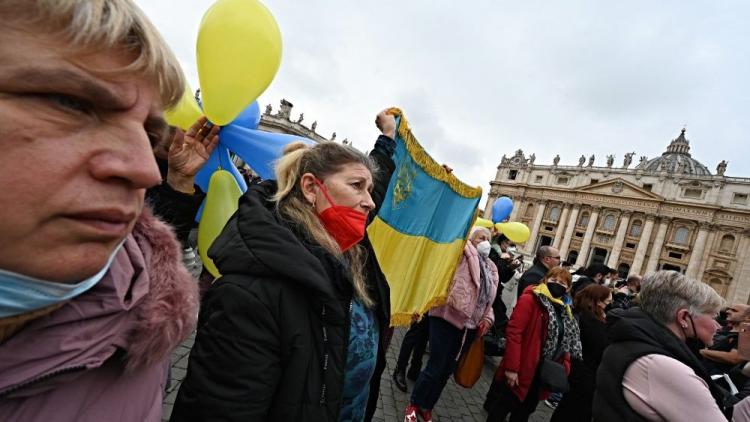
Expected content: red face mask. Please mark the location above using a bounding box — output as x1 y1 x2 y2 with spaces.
314 179 368 252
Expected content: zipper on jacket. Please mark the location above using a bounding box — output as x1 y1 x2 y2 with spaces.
318 299 355 406
320 304 329 405
0 365 86 398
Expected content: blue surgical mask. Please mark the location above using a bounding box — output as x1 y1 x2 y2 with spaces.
0 242 123 318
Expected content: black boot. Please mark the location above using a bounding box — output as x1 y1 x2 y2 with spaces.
392 369 407 392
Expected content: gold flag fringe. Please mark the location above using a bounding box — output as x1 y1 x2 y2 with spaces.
390 295 449 328
386 107 482 199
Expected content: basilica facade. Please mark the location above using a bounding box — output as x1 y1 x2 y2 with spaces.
484 129 750 304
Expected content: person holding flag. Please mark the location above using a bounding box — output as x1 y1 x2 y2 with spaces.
171 112 397 422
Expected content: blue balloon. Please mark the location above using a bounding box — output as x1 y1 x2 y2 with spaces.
193 144 248 222
195 144 247 193
193 102 313 222
230 101 261 129
220 124 314 180
492 196 514 223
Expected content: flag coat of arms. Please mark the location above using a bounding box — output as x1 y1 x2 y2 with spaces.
368 108 482 326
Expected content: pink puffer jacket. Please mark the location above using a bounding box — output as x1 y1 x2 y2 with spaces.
0 208 199 422
430 242 499 330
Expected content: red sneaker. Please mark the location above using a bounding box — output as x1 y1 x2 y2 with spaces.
404 404 419 422
418 408 433 422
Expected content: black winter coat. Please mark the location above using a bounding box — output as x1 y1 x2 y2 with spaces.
593 308 733 422
571 275 596 297
488 248 516 285
145 157 205 245
550 311 607 422
170 137 395 422
516 260 548 298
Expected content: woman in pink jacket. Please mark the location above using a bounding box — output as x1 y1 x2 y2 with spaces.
404 227 499 422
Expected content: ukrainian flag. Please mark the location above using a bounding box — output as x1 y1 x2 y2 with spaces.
368 108 482 327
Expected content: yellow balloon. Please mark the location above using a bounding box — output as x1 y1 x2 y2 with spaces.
198 170 243 277
495 222 531 243
164 83 202 130
197 0 282 125
475 217 494 229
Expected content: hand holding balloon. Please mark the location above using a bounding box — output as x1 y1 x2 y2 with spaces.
167 116 220 194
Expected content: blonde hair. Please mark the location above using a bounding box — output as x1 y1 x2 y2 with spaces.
273 141 378 307
1 0 184 109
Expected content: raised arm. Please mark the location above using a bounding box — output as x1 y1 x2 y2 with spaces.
368 110 397 218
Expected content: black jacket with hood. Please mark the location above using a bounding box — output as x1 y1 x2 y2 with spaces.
593 307 734 422
170 136 395 422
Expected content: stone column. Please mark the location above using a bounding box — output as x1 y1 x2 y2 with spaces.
645 217 671 274
575 206 601 268
483 195 496 219
559 205 581 260
552 205 571 249
524 200 547 254
728 233 750 303
686 223 711 279
509 196 523 222
607 212 631 268
696 231 718 279
630 215 656 276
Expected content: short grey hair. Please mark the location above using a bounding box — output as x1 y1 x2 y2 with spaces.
536 245 556 260
1 0 185 109
639 271 725 326
470 227 491 241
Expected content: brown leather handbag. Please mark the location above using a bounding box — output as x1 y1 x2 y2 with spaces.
454 337 484 388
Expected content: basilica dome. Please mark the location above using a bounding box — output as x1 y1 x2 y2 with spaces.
638 129 712 176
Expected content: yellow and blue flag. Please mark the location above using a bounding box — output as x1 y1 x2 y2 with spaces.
368 108 482 327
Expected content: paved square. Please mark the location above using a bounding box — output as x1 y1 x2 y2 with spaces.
163 328 553 422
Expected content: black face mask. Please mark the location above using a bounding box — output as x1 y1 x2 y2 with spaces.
547 282 567 299
682 314 706 358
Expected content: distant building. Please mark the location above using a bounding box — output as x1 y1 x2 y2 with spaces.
232 99 345 177
485 129 750 303
259 99 338 144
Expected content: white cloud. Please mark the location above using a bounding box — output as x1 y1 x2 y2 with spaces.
137 0 750 204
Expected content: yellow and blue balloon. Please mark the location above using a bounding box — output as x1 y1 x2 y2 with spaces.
162 0 307 276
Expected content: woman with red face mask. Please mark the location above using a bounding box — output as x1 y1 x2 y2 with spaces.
171 112 397 422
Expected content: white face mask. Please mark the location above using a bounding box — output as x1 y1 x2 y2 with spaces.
508 246 518 254
603 277 611 287
476 241 492 258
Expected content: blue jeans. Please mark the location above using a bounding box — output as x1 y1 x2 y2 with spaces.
411 316 477 410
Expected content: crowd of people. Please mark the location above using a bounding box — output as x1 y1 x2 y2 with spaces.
3 2 750 422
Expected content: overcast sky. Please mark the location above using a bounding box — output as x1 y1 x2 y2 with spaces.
137 1 749 203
